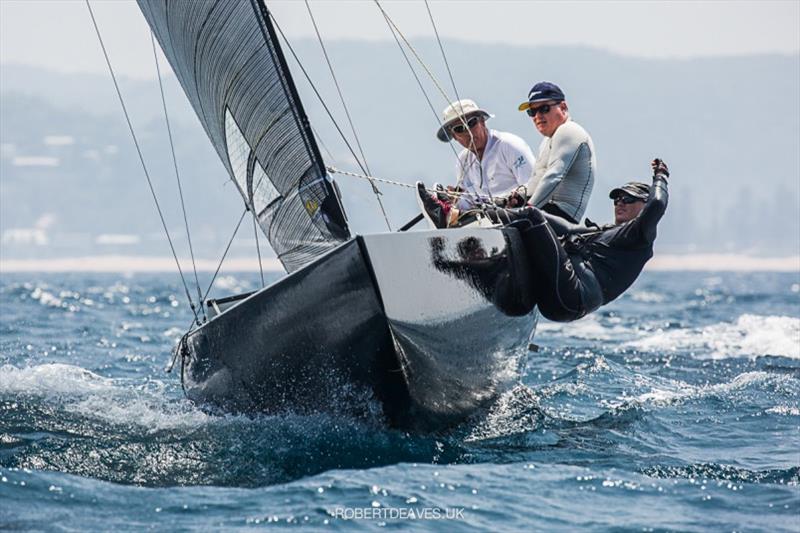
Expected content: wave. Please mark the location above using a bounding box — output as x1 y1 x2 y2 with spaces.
0 363 116 395
626 314 800 359
643 463 799 484
603 370 799 413
537 314 636 342
0 363 214 433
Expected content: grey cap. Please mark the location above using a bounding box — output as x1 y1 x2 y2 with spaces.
609 181 650 200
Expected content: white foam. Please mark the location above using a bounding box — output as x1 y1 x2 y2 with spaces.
0 363 115 395
613 371 793 410
628 290 666 303
766 405 800 416
538 314 633 342
69 394 215 432
0 364 219 433
627 314 800 359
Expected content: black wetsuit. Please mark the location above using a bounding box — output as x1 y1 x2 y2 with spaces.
505 173 668 322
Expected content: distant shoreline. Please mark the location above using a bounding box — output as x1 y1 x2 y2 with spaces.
0 254 798 273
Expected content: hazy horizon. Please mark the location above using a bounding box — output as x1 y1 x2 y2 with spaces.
1 2 799 270
1 0 798 80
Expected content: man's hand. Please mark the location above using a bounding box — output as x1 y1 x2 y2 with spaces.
505 185 529 208
651 158 669 178
444 185 464 205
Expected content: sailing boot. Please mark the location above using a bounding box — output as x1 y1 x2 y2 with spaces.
432 183 450 203
416 182 451 229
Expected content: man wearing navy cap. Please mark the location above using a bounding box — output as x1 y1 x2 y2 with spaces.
513 82 596 224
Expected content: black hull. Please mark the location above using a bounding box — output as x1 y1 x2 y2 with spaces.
182 227 539 429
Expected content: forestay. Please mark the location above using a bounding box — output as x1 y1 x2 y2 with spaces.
137 0 350 272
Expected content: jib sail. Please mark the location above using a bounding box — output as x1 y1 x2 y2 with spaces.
137 0 350 272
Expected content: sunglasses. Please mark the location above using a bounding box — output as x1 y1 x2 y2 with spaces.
450 116 482 135
526 103 557 117
613 195 642 205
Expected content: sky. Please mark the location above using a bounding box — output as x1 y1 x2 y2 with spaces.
1 0 798 80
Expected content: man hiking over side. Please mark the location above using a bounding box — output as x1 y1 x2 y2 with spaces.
417 158 670 322
495 158 670 321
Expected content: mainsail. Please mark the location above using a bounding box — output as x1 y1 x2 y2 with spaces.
137 0 350 272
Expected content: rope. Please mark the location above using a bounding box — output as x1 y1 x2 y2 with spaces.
150 31 205 322
328 166 416 190
327 165 491 204
203 208 249 302
166 320 193 374
303 0 392 231
86 1 199 325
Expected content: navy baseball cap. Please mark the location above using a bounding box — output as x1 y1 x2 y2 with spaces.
609 182 650 200
518 82 566 111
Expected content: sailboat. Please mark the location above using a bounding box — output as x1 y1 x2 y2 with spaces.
135 0 540 430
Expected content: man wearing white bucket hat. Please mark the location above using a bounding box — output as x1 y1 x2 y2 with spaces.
417 98 536 228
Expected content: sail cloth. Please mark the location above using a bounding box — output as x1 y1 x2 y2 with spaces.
137 0 350 272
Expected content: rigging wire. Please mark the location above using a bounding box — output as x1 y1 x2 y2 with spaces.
269 16 380 190
303 0 392 232
251 207 266 287
424 0 462 106
422 0 492 205
202 208 249 302
150 31 206 322
375 5 460 163
86 0 199 325
373 1 454 108
375 1 489 210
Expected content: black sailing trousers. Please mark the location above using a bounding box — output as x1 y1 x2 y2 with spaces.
508 207 603 322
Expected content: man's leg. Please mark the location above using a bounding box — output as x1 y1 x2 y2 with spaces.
506 207 587 322
541 202 578 224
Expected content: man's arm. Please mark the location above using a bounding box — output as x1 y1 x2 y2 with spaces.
614 159 669 246
637 162 669 244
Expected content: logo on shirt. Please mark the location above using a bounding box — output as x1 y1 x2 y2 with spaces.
513 155 527 170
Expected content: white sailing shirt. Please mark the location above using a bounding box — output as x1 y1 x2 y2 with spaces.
526 119 596 222
454 129 536 210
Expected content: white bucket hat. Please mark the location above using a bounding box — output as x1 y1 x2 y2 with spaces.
435 99 493 142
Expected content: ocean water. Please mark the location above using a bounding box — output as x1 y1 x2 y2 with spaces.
1 271 798 531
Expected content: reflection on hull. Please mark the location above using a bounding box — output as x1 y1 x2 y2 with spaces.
182 228 539 430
